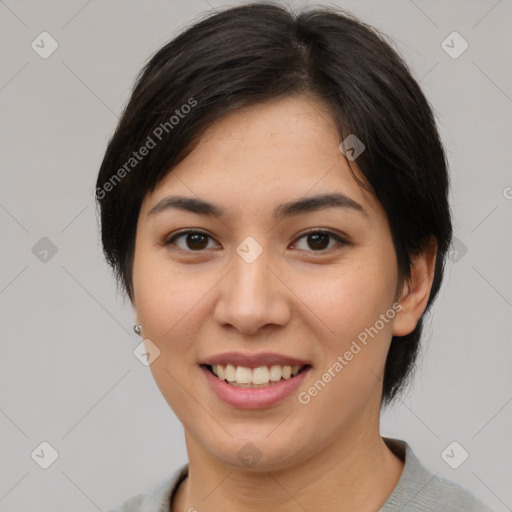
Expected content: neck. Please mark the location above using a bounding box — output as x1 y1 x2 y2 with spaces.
173 425 404 512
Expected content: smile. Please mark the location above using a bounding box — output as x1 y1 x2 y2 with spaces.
200 363 312 409
205 363 308 387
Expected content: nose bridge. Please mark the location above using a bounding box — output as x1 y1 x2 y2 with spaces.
233 244 271 300
213 238 289 333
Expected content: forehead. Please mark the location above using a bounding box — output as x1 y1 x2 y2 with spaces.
141 95 380 220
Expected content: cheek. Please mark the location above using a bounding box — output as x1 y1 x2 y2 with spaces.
133 243 204 340
296 269 395 422
290 258 397 413
133 264 211 412
291 257 397 346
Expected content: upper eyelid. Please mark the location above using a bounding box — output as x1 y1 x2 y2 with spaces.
165 229 220 250
166 228 347 249
166 228 216 243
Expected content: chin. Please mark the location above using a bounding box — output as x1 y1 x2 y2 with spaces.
203 434 306 473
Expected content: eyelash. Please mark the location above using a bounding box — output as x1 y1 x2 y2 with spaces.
164 229 348 254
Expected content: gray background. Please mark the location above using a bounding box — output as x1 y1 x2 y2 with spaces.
0 0 510 510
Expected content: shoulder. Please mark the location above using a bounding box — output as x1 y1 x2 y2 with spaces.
106 464 189 512
106 493 145 512
380 438 494 512
424 474 495 511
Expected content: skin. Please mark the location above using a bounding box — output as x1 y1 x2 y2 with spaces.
131 94 437 512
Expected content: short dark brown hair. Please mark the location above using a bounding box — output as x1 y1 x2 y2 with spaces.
96 2 453 405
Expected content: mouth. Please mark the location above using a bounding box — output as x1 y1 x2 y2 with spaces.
201 363 311 388
199 352 313 408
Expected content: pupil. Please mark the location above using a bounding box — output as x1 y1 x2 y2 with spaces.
184 233 330 251
188 233 208 250
308 233 329 250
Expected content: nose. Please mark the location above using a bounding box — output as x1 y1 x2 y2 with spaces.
212 244 291 335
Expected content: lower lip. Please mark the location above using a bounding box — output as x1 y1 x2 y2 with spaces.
201 365 311 409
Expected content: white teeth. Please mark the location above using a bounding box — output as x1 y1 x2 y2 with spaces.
235 366 252 384
225 364 236 382
210 363 305 387
269 365 282 382
252 366 270 384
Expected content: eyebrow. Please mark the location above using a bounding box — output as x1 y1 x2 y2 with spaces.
148 192 368 220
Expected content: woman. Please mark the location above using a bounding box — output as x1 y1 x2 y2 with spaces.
96 3 493 511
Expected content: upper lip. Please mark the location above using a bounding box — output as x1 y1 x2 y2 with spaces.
200 352 312 369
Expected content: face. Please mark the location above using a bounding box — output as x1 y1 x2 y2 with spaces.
132 95 408 471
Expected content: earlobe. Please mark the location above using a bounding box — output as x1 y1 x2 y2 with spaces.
132 303 140 332
392 238 437 337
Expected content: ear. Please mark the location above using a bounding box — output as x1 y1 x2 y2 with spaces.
392 237 438 337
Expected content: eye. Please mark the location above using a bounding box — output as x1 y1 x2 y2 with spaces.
291 230 347 252
164 229 348 253
165 230 219 252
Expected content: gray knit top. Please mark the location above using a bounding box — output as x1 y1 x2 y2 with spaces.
107 438 494 512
